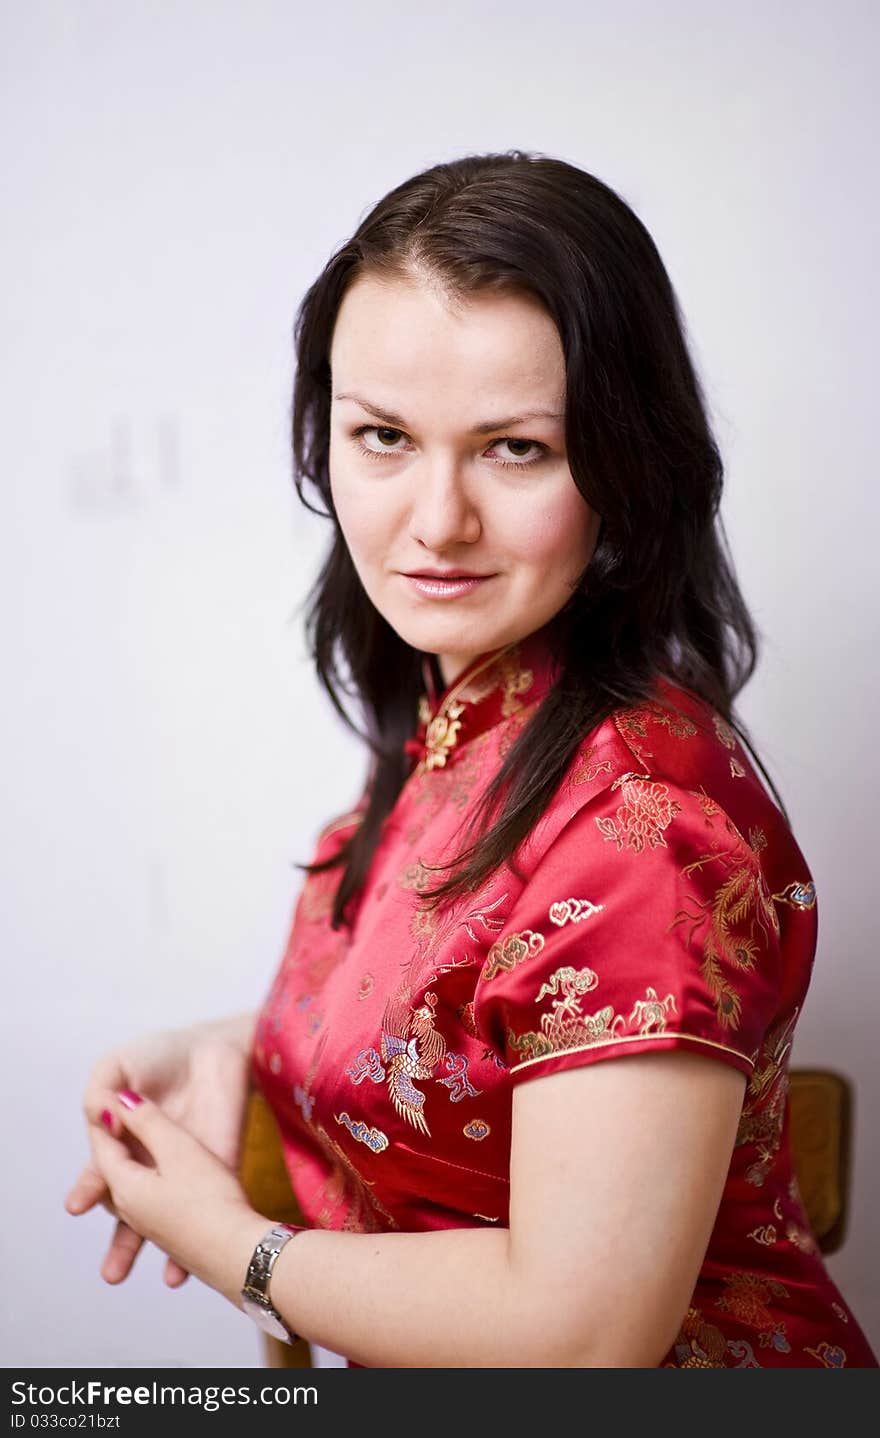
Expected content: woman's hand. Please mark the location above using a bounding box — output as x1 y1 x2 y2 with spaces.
64 1015 256 1288
90 1090 269 1308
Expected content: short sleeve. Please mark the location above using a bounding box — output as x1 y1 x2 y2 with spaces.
472 776 782 1086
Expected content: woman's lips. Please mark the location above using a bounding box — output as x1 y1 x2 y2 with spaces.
403 574 495 599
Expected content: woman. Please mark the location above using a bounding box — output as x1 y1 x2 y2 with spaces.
65 150 878 1368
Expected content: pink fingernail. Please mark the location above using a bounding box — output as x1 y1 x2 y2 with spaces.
118 1089 143 1109
100 1109 114 1130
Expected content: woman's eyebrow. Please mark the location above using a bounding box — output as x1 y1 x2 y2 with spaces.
333 392 565 434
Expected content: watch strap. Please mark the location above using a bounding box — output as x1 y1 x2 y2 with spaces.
241 1222 305 1343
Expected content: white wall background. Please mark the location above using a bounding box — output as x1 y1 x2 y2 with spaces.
2 0 877 1368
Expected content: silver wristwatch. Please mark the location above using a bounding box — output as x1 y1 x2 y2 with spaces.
240 1222 305 1344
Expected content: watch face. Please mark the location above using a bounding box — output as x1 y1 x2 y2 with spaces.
241 1293 294 1343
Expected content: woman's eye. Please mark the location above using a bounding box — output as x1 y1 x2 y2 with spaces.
355 425 406 455
350 426 547 469
493 437 541 464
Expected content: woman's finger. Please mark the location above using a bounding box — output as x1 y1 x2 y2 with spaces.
94 1197 190 1288
64 1165 109 1215
85 1094 130 1136
67 1147 190 1287
100 1218 146 1285
163 1256 190 1288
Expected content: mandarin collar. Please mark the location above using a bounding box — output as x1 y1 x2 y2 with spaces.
404 619 563 775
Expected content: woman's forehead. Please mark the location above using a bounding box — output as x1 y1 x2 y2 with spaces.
330 278 565 422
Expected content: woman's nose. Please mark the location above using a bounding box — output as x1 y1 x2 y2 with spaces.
407 460 482 549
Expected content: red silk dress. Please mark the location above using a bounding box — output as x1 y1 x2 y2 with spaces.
251 621 878 1368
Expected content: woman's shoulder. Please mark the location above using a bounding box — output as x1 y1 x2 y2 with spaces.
550 674 814 901
567 675 781 819
603 673 744 761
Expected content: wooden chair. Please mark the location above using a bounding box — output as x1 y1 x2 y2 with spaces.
237 1068 853 1369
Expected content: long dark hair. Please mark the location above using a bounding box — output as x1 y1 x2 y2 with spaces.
289 148 789 931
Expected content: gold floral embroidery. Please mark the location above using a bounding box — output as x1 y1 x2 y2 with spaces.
500 659 535 717
314 1123 398 1233
715 1272 790 1344
409 729 489 822
617 701 699 741
713 714 738 750
360 884 513 1142
400 860 434 893
548 897 604 926
570 744 615 787
665 1307 730 1367
413 642 537 775
693 788 722 820
497 701 539 759
613 710 654 763
656 706 698 738
671 824 780 1030
508 1002 627 1064
459 650 522 705
408 886 510 971
482 929 545 980
610 768 651 788
736 1011 796 1186
628 986 677 1034
535 966 600 1017
749 1010 797 1103
424 698 466 770
614 698 699 767
747 1224 778 1245
730 756 746 779
409 903 439 950
595 775 683 853
443 732 495 810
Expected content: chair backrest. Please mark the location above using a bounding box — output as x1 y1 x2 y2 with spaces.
238 1067 854 1368
787 1068 851 1255
238 1089 313 1369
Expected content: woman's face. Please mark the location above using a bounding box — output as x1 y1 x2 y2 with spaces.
328 273 601 687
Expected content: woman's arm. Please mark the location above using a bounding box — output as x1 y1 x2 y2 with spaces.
213 1049 745 1367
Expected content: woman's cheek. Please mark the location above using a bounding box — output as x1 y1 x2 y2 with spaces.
330 477 372 555
507 502 575 560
